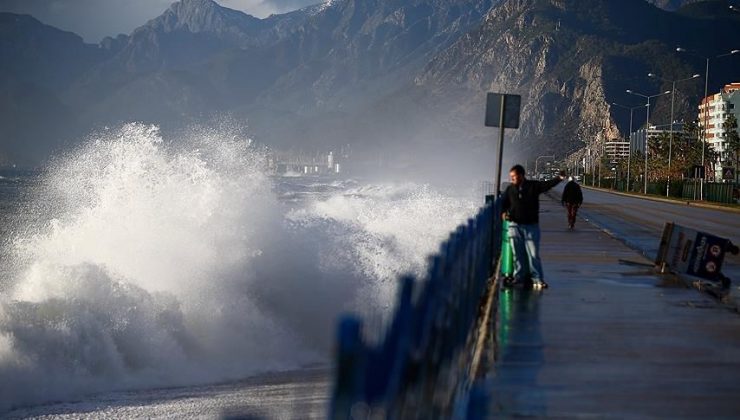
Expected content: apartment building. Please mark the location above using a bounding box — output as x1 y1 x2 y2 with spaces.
698 82 740 179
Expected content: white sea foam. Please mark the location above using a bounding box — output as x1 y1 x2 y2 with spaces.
0 122 478 412
287 183 478 309
0 123 312 410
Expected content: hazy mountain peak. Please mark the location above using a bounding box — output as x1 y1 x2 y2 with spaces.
147 0 261 34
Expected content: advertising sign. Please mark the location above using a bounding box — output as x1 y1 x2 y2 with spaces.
656 222 731 281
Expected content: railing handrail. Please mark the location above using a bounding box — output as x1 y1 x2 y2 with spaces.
329 195 503 419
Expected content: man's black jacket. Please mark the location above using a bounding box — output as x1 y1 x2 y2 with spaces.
501 177 562 225
561 180 583 205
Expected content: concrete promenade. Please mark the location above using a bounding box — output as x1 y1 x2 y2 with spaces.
486 196 740 418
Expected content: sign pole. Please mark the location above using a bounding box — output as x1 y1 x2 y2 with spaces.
495 95 506 197
486 92 520 196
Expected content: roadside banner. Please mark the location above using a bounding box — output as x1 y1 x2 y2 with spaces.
656 222 731 281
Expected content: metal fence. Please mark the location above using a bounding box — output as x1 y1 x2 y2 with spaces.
329 196 502 419
591 177 738 204
682 181 738 204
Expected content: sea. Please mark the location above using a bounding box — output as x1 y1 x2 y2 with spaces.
0 123 479 418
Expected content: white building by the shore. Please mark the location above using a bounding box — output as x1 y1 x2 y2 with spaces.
699 82 740 179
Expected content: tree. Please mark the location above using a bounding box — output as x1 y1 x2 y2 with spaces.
682 120 702 170
723 113 740 182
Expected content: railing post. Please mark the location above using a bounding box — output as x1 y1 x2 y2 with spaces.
330 316 365 420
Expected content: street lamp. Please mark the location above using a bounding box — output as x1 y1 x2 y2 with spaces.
612 102 649 192
625 89 672 194
647 73 701 197
676 47 740 198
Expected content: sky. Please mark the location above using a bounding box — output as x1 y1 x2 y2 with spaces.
0 0 320 42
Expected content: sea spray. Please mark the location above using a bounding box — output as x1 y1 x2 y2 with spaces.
287 183 478 311
0 123 310 410
0 122 478 411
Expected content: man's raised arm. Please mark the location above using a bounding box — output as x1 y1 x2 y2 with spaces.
538 171 565 193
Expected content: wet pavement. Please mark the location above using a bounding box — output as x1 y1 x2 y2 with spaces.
487 196 740 418
571 186 740 311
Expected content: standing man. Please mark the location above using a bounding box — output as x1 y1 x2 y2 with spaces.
561 176 583 230
501 165 564 288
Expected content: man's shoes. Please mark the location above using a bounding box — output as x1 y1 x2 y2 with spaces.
533 280 549 289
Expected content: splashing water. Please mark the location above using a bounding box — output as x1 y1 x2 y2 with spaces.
288 183 478 308
0 123 478 411
0 123 310 410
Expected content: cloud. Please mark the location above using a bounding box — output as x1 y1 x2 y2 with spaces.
0 0 322 42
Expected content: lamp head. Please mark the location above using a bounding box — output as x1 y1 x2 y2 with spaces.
692 74 700 78
664 90 671 94
732 50 740 54
676 47 685 52
626 89 633 93
648 73 656 77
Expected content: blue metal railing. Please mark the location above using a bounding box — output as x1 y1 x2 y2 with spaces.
330 196 502 419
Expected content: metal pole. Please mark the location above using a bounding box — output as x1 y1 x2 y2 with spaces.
700 58 709 200
627 108 633 192
667 81 675 197
645 97 651 194
495 95 506 196
590 148 594 187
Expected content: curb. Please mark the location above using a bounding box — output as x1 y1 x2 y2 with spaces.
580 185 740 214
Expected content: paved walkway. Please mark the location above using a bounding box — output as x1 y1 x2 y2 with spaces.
486 197 740 418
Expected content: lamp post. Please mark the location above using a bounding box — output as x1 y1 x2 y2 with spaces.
647 73 701 197
676 47 740 198
612 102 649 192
626 89 672 194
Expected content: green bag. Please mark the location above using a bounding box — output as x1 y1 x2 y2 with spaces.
500 220 514 277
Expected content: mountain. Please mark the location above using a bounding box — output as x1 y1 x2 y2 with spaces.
676 0 740 18
65 0 501 158
0 13 110 165
413 0 740 161
646 0 704 10
1 0 739 172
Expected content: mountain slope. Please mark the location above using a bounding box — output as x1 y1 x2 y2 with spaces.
413 0 740 161
66 0 501 151
2 0 740 170
0 13 108 165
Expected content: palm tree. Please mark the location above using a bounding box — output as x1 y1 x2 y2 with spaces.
723 114 740 182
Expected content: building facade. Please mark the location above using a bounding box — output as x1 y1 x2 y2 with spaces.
604 140 630 160
629 122 686 155
699 82 740 180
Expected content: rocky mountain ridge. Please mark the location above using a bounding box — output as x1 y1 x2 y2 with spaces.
1 0 739 173
413 0 739 160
